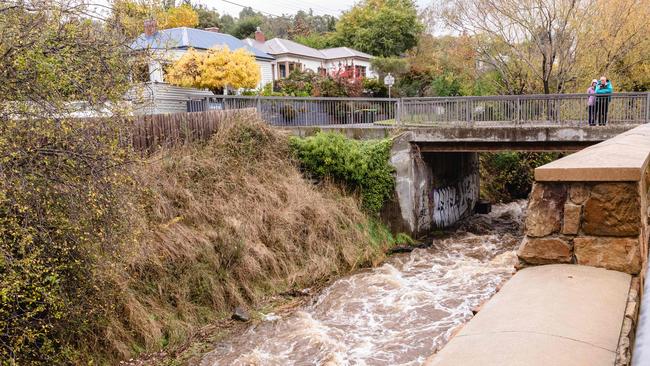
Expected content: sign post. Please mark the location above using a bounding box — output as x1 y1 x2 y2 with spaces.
384 73 395 98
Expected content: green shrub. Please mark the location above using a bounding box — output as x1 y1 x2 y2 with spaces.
0 117 137 364
289 132 395 215
480 152 561 202
276 69 318 96
362 78 388 97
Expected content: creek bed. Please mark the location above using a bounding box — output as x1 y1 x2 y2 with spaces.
201 201 526 366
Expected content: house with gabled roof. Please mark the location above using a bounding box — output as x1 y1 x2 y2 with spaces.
243 28 376 81
129 21 275 114
131 23 275 87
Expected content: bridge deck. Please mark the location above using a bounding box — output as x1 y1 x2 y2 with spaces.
282 124 639 152
426 264 631 366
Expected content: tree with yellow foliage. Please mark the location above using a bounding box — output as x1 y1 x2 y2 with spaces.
166 46 261 93
576 0 650 91
111 0 199 38
163 4 199 29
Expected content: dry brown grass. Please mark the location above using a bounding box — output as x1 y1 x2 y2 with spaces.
103 116 393 360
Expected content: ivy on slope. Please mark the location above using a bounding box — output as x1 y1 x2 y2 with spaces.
289 132 395 215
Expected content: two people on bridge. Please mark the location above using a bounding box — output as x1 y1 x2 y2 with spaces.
587 76 613 126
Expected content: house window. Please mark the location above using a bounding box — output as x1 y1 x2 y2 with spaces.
355 65 367 78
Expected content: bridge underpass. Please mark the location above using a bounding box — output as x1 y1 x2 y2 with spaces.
283 123 640 236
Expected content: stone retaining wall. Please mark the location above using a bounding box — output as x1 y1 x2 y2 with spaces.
518 180 647 274
517 124 650 275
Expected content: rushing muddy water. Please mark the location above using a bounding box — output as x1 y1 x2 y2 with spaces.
201 201 527 366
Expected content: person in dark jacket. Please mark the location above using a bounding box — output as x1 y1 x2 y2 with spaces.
587 79 597 126
595 76 613 126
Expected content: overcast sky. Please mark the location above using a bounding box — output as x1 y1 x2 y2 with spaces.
194 0 433 17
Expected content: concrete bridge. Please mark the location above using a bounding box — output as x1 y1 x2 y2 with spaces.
273 92 649 236
284 123 643 236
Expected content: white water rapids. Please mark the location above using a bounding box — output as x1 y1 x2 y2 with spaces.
201 201 526 366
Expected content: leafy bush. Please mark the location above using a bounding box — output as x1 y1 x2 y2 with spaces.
313 73 364 97
363 78 388 97
275 69 318 96
480 152 561 202
289 132 395 215
0 117 137 364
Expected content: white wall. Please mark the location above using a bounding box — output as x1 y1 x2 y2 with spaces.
323 58 377 78
258 60 273 88
273 55 324 76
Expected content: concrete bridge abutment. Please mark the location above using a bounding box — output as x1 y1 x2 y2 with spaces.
384 132 479 237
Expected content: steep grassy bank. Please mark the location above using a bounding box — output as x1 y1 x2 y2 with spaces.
1 115 397 364
106 118 397 361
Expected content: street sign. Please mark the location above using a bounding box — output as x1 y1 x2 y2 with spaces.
384 73 395 86
384 73 395 98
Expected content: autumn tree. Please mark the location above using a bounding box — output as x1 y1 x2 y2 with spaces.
166 47 260 93
440 0 594 94
576 0 650 91
163 3 198 28
333 0 424 57
1 0 137 363
111 0 199 38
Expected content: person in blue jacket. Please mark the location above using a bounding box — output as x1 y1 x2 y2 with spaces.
595 76 613 126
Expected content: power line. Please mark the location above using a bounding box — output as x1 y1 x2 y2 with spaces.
217 0 282 17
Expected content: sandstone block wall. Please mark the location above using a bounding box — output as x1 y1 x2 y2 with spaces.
518 174 649 275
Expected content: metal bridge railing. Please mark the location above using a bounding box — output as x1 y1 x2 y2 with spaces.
188 95 399 126
400 92 650 127
186 93 650 127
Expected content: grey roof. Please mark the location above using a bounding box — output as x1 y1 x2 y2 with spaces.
242 38 269 53
243 37 374 61
131 27 274 60
264 38 326 59
320 47 373 60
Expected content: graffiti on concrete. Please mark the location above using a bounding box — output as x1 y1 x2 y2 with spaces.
432 172 479 227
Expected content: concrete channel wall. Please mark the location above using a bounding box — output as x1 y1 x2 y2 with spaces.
517 124 650 365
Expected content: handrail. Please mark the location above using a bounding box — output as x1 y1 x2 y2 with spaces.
181 92 650 127
401 92 649 102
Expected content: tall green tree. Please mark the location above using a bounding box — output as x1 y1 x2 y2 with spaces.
333 0 423 57
193 3 220 28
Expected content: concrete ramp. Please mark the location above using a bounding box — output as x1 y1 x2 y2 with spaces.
426 264 631 366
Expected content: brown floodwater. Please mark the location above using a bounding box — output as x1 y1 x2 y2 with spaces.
200 201 526 366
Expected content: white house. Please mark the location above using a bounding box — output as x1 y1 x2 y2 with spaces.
129 21 275 114
243 28 377 80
